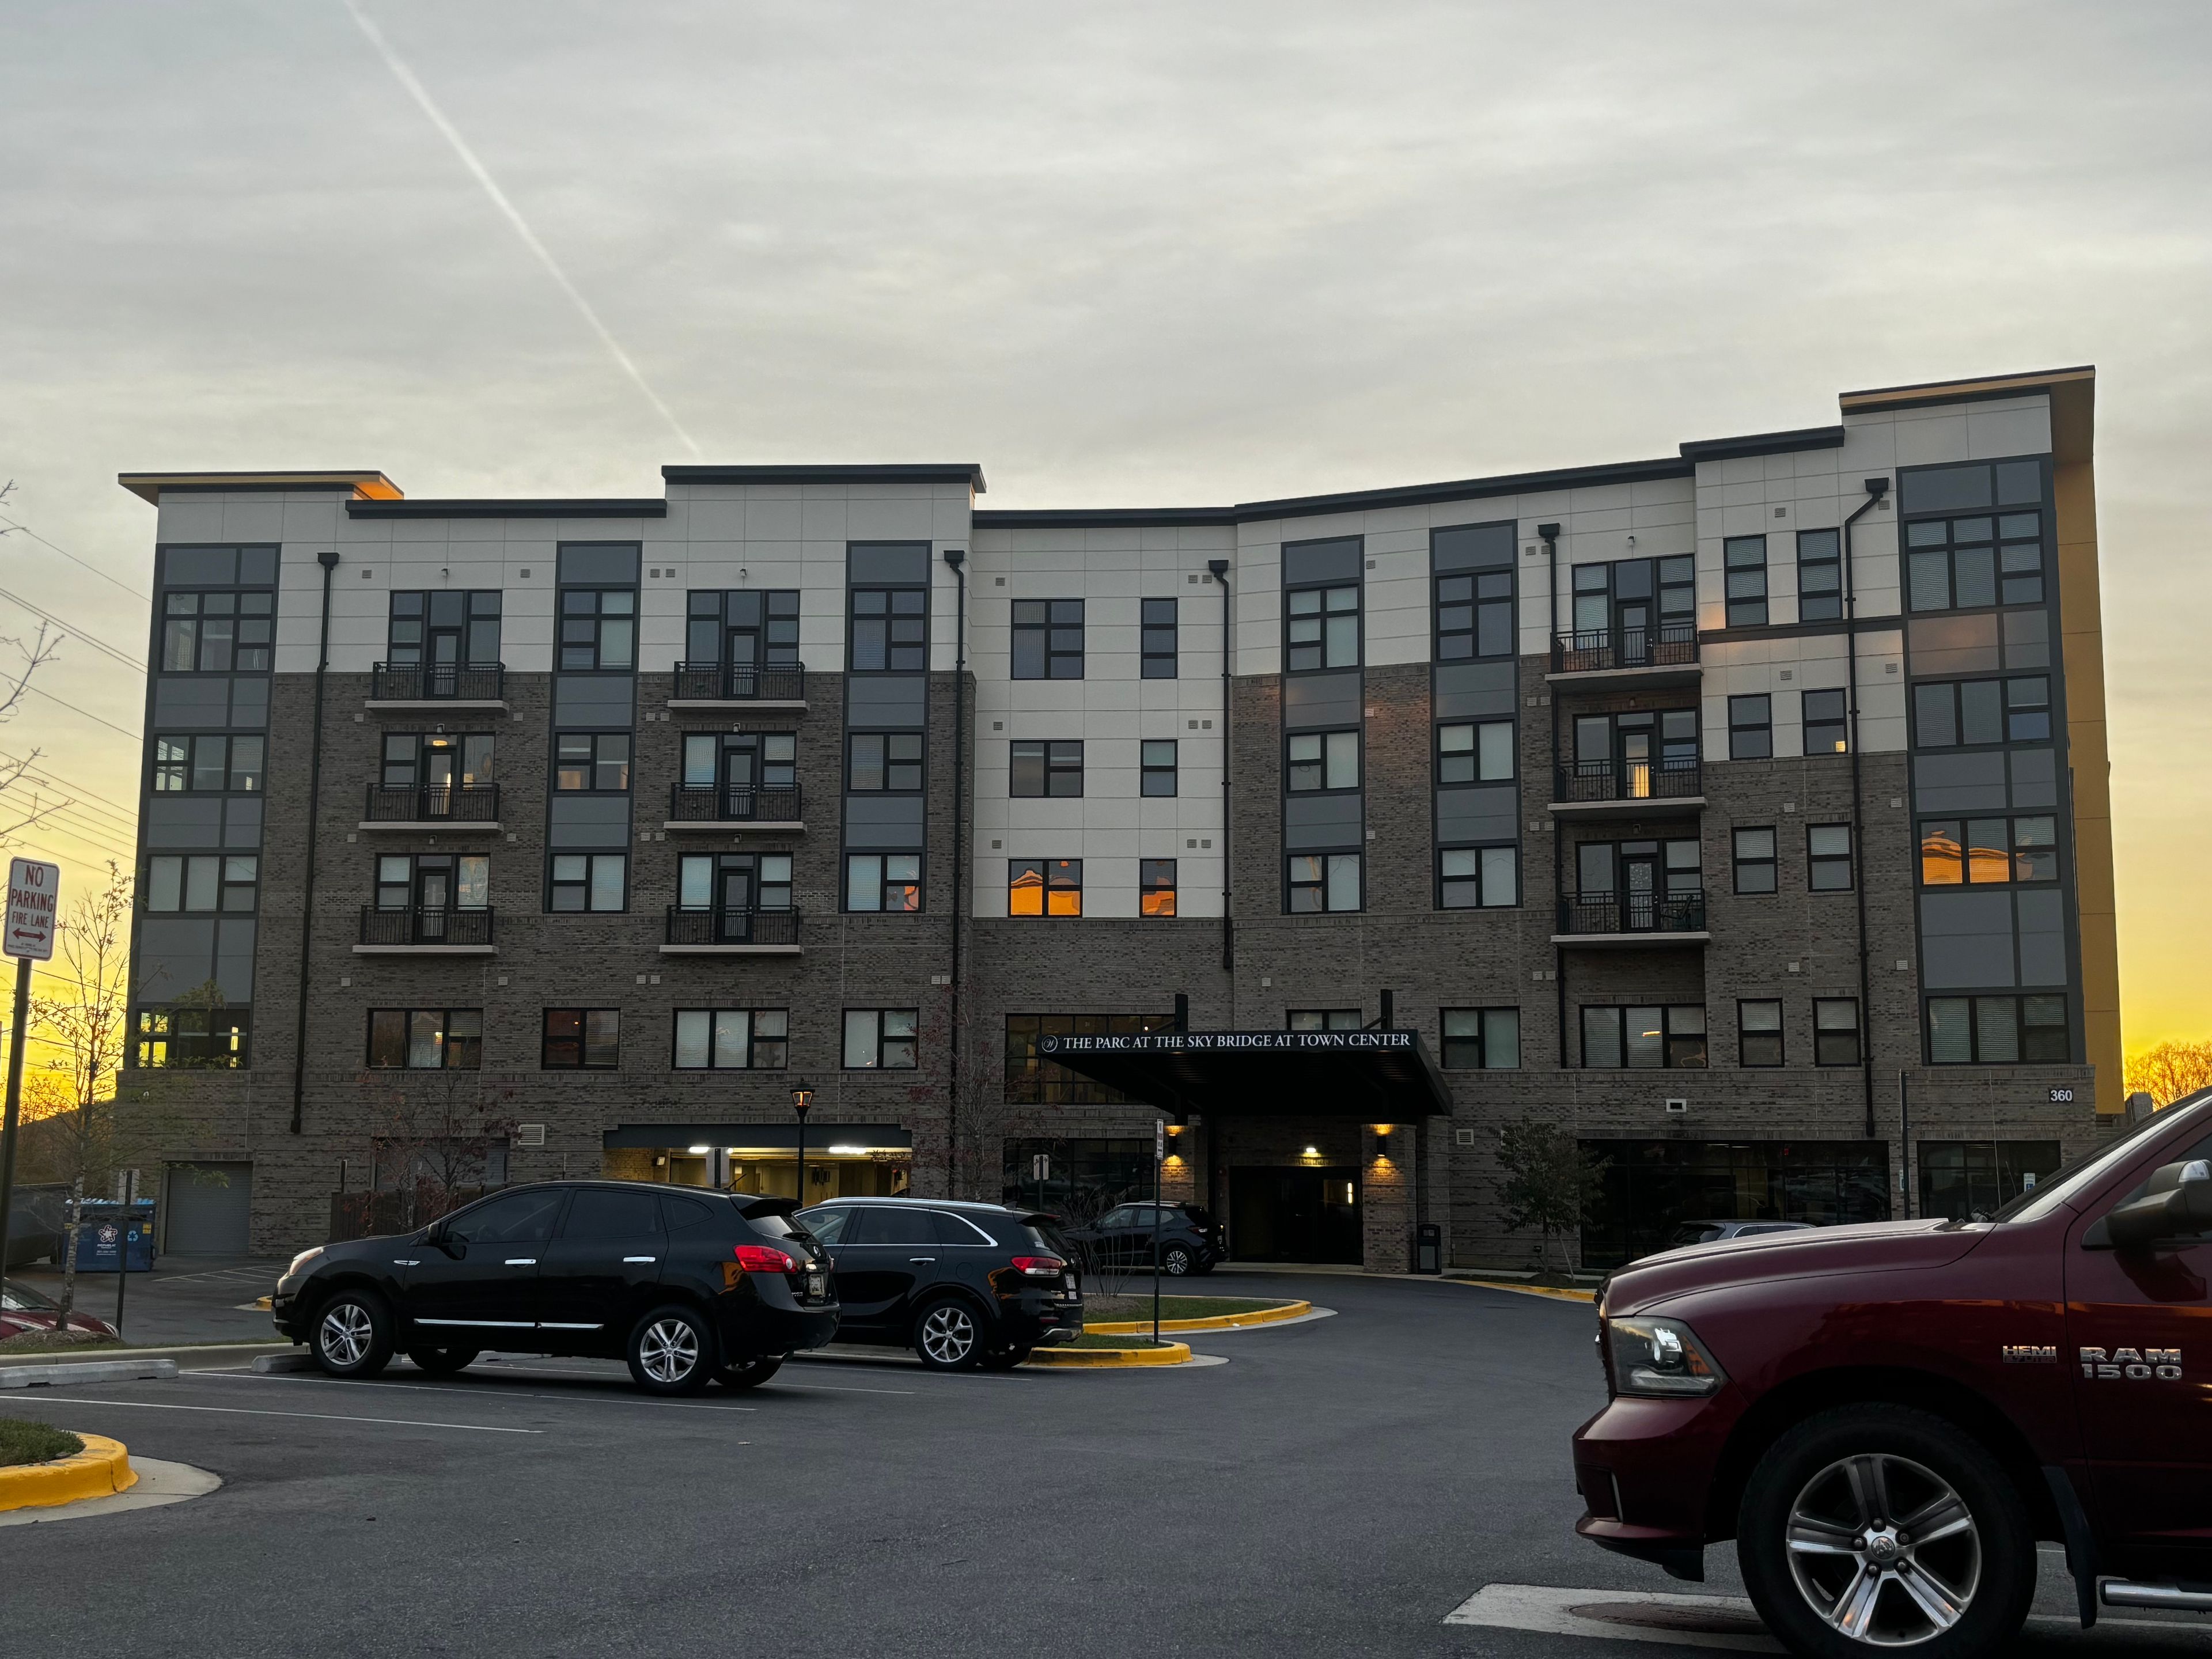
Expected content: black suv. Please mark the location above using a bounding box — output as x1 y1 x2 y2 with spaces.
795 1198 1082 1370
1063 1201 1223 1277
272 1181 837 1395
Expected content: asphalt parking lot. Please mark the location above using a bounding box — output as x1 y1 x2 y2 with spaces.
2 1271 2207 1658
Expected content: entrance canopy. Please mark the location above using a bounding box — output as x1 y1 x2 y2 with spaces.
603 1124 912 1153
1035 1029 1450 1120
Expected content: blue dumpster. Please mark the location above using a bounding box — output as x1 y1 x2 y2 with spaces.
71 1202 157 1271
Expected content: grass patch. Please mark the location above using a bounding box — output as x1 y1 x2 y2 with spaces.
1065 1332 1178 1350
0 1331 124 1355
1077 1294 1292 1324
0 1418 84 1467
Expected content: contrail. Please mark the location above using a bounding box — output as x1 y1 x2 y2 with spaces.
342 0 703 457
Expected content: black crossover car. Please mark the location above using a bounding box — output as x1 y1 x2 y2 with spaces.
794 1198 1082 1370
1063 1201 1223 1277
272 1181 838 1394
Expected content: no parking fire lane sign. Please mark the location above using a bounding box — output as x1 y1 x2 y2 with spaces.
5 857 59 961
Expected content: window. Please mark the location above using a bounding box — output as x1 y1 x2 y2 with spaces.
1796 529 1842 623
672 1009 789 1070
554 733 630 791
1005 1016 1173 1104
162 590 276 673
1919 815 2058 885
1437 721 1513 785
1574 838 1702 900
1289 1009 1363 1032
847 732 922 792
558 588 635 671
1438 846 1517 909
1802 689 1847 755
1808 824 1854 891
1141 598 1178 679
845 853 922 913
1912 675 2051 748
843 1008 918 1070
1141 740 1177 797
1733 827 1777 895
1441 1008 1519 1069
565 1190 664 1238
1738 1001 1783 1067
1918 1140 2065 1223
1009 858 1081 917
849 584 927 672
133 1005 249 1069
1287 730 1359 792
1904 509 2045 612
1814 999 1861 1066
1012 599 1084 680
1570 558 1695 640
152 734 266 793
382 733 494 789
1582 1006 1707 1069
1286 583 1359 671
145 855 257 914
367 1009 483 1070
1139 859 1176 917
1724 536 1768 627
1010 740 1084 798
1728 694 1772 760
377 853 489 911
1435 567 1513 660
543 1008 620 1069
679 853 793 912
1927 994 2068 1064
679 732 795 793
548 853 624 912
389 589 501 668
1287 853 1360 913
685 589 799 666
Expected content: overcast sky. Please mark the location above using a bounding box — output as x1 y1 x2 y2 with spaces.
3 1 2208 1047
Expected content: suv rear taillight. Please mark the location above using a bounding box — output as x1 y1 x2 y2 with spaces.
734 1243 798 1274
1010 1255 1065 1278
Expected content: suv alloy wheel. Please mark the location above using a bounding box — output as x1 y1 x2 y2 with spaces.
313 1290 394 1378
1161 1244 1194 1276
914 1295 983 1370
627 1305 714 1395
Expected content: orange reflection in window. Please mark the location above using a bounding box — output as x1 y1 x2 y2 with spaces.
1141 888 1176 917
1920 823 1961 885
1009 861 1043 916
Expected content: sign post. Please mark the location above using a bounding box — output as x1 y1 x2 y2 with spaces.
0 858 60 1283
1152 1119 1165 1344
114 1166 138 1339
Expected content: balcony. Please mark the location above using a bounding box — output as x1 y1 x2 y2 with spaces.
355 906 497 954
666 662 808 712
359 783 503 833
661 907 803 956
664 783 805 834
367 662 507 710
1548 758 1704 821
1547 623 1699 688
1553 891 1709 946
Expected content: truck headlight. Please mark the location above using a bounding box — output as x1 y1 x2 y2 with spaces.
1605 1315 1726 1397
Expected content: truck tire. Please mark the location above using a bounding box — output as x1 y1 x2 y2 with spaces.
1737 1403 2033 1659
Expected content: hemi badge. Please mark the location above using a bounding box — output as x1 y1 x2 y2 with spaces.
2002 1344 2058 1363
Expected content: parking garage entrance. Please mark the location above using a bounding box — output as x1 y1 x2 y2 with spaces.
602 1124 911 1205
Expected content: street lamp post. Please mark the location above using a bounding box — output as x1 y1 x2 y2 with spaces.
790 1082 814 1206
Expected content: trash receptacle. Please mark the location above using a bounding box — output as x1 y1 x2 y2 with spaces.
72 1202 157 1272
1416 1222 1442 1275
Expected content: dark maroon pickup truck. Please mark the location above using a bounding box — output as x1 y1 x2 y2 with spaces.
1574 1090 2212 1659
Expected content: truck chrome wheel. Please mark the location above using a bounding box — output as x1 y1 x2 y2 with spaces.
1785 1453 1980 1646
638 1317 700 1383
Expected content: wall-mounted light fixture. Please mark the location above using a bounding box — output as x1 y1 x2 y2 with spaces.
1301 1145 1320 1159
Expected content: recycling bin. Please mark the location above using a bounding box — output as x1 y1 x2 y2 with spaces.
70 1202 157 1271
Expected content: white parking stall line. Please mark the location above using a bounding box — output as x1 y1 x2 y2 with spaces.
478 1358 920 1395
15 1396 542 1434
180 1372 761 1414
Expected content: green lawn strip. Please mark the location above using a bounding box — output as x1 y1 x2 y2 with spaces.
0 1418 85 1467
0 1333 126 1355
1076 1294 1293 1324
1063 1331 1179 1350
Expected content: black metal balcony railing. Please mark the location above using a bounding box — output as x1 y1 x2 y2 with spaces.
359 906 496 946
369 662 506 702
665 907 802 948
1552 757 1703 805
1550 622 1698 674
363 783 502 823
665 783 803 824
1556 891 1707 935
671 662 806 702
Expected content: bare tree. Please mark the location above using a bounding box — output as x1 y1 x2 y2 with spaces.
1495 1116 1608 1277
2125 1040 2212 1109
339 1071 518 1239
0 614 66 849
28 862 133 1331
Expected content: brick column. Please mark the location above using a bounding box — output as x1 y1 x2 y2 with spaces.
1361 1124 1413 1272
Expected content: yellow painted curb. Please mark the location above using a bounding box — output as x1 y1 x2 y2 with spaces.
1086 1300 1312 1335
1450 1280 1597 1304
0 1433 137 1512
1028 1340 1194 1368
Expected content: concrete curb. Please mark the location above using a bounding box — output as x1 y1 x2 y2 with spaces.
0 1433 137 1512
1029 1340 1194 1368
0 1342 294 1372
251 1352 318 1374
1449 1280 1597 1304
1086 1299 1312 1335
0 1358 180 1389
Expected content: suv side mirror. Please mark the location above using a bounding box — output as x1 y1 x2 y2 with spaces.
2104 1159 2212 1250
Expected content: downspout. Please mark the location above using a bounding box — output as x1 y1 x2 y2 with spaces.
942 548 967 1196
1537 524 1566 1068
1209 559 1233 974
290 548 340 1135
1841 479 1888 1141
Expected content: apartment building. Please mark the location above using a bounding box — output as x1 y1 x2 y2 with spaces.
117 366 2120 1267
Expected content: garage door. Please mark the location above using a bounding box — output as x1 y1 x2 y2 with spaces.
165 1162 252 1254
